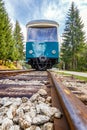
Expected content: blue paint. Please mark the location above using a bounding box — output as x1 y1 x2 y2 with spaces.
26 41 59 60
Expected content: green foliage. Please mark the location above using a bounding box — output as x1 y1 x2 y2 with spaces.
0 0 16 61
13 20 24 60
57 71 87 82
5 61 17 69
61 2 86 71
77 43 87 71
23 63 31 69
0 0 24 64
0 0 7 59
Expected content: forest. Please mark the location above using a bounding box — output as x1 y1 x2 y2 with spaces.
0 0 24 68
0 0 87 71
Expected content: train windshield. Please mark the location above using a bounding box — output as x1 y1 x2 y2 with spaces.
27 27 58 42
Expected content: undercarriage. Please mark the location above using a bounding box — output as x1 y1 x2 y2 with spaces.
28 57 58 70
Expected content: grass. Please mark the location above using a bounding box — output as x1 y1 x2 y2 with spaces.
56 71 87 82
73 75 87 82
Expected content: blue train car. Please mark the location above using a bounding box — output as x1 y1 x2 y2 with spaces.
26 20 59 70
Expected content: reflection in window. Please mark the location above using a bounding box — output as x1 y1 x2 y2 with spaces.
28 27 58 42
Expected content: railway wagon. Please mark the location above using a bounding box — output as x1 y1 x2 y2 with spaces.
26 20 59 70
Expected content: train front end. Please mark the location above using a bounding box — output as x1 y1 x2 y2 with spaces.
26 20 59 70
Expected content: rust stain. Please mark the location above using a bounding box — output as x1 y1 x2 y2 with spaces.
64 89 70 95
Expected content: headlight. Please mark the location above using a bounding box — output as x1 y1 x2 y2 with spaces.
52 50 56 54
29 50 33 54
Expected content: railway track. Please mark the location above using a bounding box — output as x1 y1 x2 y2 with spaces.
0 70 87 130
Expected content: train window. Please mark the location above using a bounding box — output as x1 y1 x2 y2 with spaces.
27 27 58 42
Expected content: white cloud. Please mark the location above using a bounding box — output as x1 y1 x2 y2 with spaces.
58 0 87 40
43 3 58 19
3 0 87 41
3 0 15 19
20 24 27 42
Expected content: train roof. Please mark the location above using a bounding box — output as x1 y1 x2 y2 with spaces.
26 20 59 28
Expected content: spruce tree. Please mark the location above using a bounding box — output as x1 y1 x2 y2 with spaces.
13 20 24 61
61 2 86 70
0 0 7 60
0 0 15 62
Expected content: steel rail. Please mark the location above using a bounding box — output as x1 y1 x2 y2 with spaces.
0 69 34 77
49 71 87 130
0 70 87 129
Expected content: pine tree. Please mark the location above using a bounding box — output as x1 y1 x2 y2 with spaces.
0 0 15 62
61 2 86 70
13 20 24 61
0 0 7 60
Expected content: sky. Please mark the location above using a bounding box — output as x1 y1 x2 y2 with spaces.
3 0 87 43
